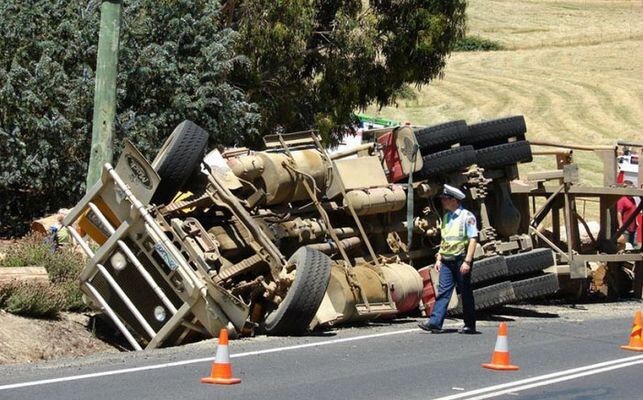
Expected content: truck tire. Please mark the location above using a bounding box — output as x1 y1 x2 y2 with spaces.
505 248 555 278
451 281 516 315
471 255 508 285
415 120 469 153
512 273 559 301
151 121 209 205
473 281 516 311
263 247 332 335
420 145 476 176
462 115 526 148
474 140 533 169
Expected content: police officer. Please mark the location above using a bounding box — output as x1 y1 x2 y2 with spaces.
418 184 478 334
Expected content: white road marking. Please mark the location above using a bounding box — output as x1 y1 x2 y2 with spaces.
432 354 643 400
0 327 419 391
2 327 641 395
465 359 643 399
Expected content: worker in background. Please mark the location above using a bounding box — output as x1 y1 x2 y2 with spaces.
616 180 638 248
47 212 71 252
418 184 478 334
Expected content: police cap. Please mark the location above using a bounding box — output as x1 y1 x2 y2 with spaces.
439 184 466 201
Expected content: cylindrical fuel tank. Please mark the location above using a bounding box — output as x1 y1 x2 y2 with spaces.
380 263 423 314
227 154 264 181
343 186 406 216
326 264 389 324
256 150 327 205
323 262 422 325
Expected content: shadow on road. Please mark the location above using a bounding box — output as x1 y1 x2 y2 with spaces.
478 305 561 320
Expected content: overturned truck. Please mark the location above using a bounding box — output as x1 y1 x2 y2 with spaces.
64 116 558 350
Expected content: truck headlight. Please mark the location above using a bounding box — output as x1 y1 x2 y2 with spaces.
154 306 167 322
110 251 128 271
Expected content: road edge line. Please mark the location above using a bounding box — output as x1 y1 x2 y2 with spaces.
0 327 419 391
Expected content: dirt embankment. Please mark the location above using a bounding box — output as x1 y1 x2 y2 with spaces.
0 311 118 365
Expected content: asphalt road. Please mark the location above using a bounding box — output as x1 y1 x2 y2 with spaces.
0 302 641 400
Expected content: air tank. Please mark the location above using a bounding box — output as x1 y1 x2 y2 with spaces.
343 187 406 216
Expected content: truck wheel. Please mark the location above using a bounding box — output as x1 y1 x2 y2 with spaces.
415 120 469 153
450 281 516 315
512 273 559 301
462 115 526 148
505 248 555 278
151 120 209 205
473 281 516 311
420 145 476 176
474 140 533 169
471 255 508 285
263 247 332 335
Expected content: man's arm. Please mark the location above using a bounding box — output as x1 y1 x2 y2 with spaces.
460 237 477 275
616 198 626 236
461 211 479 275
616 197 627 228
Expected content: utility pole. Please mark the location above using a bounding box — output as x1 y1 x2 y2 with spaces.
86 0 122 190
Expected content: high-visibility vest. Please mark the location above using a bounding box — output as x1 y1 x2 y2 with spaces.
439 209 475 258
56 226 71 244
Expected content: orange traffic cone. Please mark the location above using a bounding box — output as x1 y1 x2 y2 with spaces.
482 322 519 371
621 310 643 352
201 329 242 385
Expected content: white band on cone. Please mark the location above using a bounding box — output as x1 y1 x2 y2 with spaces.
494 336 509 352
215 345 230 363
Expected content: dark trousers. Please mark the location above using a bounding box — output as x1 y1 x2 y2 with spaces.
624 231 636 247
427 257 475 329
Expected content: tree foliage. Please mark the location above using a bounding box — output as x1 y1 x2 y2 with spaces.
0 0 258 237
0 0 466 236
224 0 467 142
453 35 503 52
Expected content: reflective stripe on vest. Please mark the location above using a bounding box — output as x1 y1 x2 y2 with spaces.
439 209 471 257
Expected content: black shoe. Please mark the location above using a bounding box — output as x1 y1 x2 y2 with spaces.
458 326 478 335
418 322 444 333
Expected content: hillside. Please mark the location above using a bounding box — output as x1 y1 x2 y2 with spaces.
368 0 642 187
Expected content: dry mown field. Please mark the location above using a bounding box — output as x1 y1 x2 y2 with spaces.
368 0 642 190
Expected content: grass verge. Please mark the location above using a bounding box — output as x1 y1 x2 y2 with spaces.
0 233 86 317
